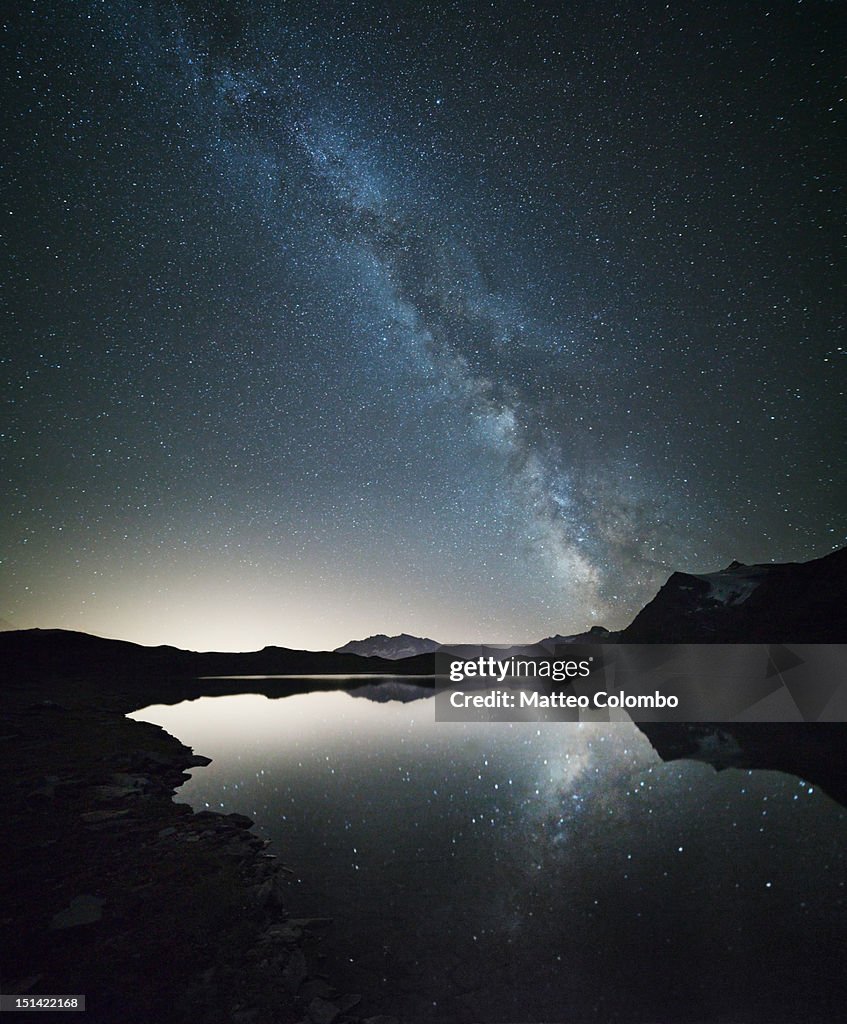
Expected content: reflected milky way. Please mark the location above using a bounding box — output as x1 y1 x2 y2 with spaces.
132 692 847 1022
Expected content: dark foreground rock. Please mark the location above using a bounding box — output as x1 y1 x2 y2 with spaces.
0 676 393 1024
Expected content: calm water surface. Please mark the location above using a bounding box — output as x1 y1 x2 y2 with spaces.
130 685 847 1023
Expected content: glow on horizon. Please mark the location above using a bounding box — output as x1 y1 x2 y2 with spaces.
7 579 634 653
4 556 637 652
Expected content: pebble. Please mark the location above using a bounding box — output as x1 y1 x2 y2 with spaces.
50 894 104 930
282 949 307 993
307 996 341 1024
81 809 131 823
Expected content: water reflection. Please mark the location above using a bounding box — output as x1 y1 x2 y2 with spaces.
131 687 846 1022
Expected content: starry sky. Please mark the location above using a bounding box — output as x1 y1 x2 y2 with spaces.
3 1 844 651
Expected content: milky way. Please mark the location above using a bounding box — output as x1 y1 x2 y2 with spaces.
3 2 844 648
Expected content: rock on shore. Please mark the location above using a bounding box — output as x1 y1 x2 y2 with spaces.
0 678 395 1024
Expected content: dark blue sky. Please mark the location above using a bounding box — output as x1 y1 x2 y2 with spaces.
3 1 844 649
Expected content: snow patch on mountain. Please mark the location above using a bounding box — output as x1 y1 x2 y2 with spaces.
687 565 769 607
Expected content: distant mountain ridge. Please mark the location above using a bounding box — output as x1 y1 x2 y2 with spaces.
0 629 437 681
538 626 614 650
333 628 617 659
334 633 441 659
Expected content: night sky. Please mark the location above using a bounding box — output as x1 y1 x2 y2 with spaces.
3 1 844 651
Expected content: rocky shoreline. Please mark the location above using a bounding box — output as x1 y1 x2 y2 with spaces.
0 676 396 1024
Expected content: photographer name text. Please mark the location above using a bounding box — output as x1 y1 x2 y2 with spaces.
447 689 679 710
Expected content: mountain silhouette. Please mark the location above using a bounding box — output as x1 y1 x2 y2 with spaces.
334 633 441 659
